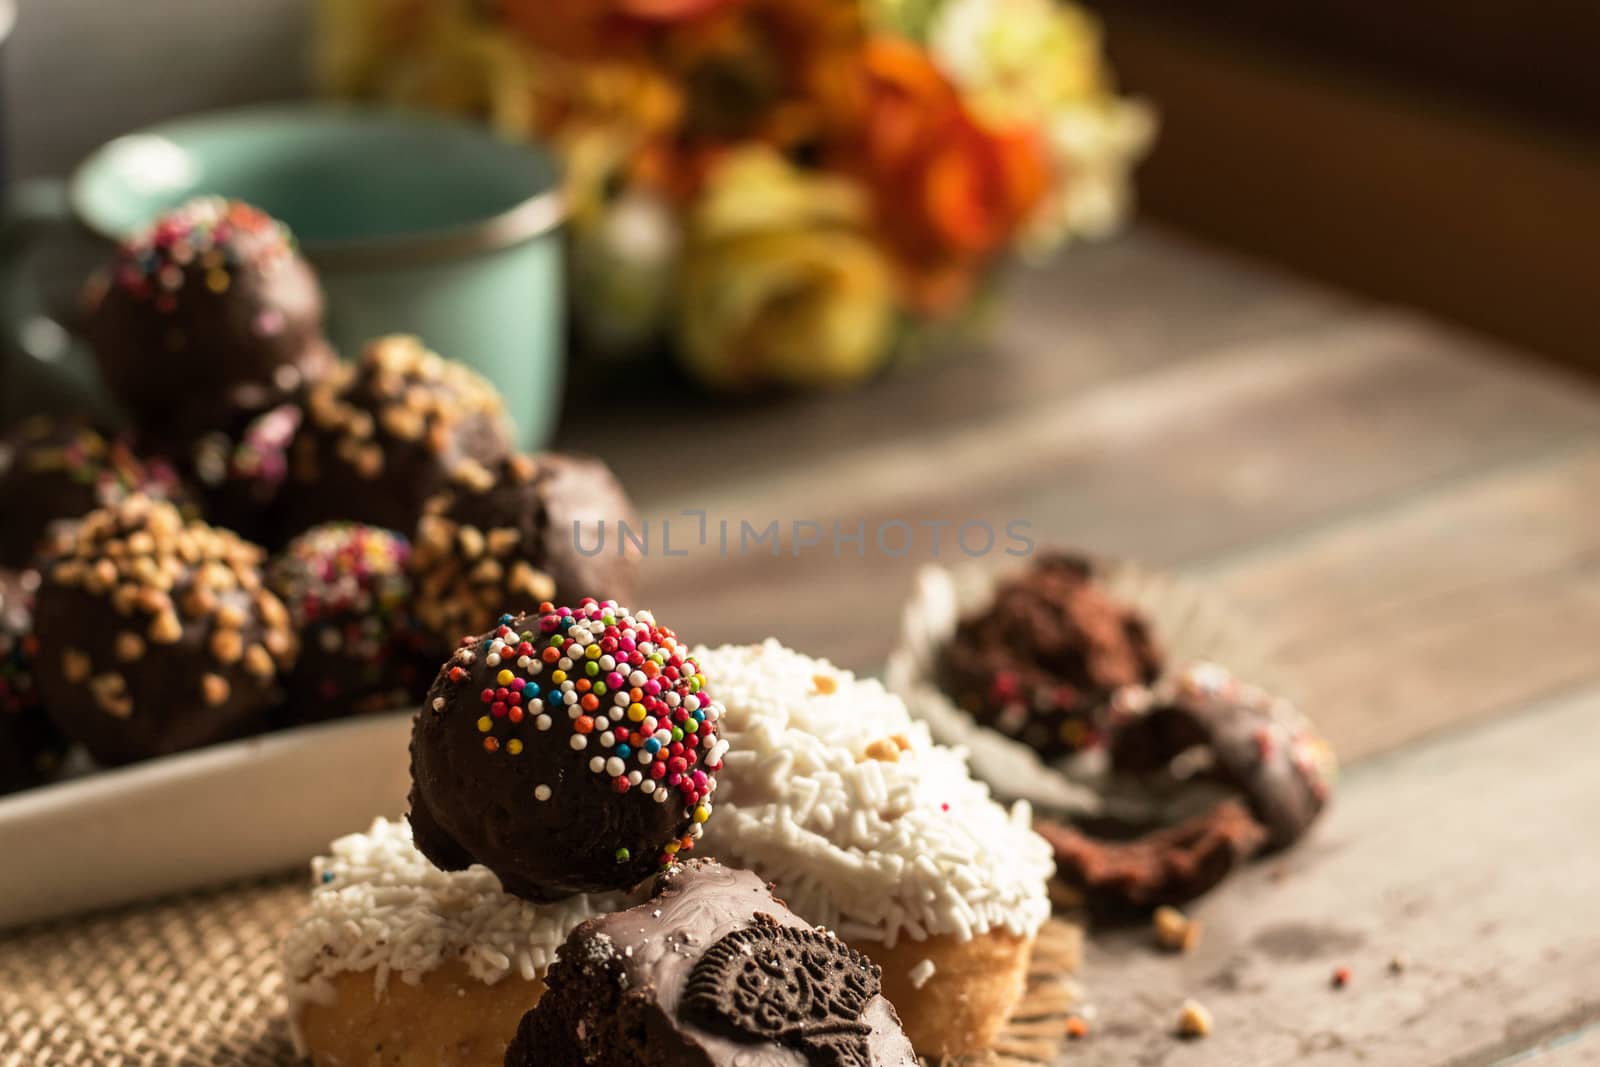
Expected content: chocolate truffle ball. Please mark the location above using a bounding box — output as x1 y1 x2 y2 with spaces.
268 523 431 724
0 569 70 794
508 860 918 1067
409 600 726 903
410 453 639 652
1110 662 1337 850
940 553 1162 760
281 335 512 538
165 400 304 548
0 416 190 569
32 495 298 766
82 198 334 442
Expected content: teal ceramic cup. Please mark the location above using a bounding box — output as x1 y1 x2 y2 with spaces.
2 105 565 448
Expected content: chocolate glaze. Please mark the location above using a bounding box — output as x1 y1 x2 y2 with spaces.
1111 662 1335 850
506 861 918 1067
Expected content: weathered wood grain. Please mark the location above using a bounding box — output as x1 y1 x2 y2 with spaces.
1058 682 1600 1067
627 309 1600 747
587 228 1347 502
1205 444 1600 761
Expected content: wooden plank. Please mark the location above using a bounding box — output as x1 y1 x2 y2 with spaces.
1059 681 1600 1067
1205 444 1600 761
628 312 1600 707
586 228 1347 503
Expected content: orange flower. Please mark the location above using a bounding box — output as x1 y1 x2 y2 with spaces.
848 36 1050 312
649 0 866 170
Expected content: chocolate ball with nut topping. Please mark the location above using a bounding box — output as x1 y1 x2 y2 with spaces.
280 335 512 539
0 416 191 570
409 453 639 652
32 495 297 766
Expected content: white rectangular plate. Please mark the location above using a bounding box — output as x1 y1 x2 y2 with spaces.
0 711 413 930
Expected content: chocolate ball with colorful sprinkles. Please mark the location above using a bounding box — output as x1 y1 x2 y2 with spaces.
82 198 335 443
31 495 298 766
0 569 70 794
410 452 639 654
281 335 512 539
0 416 191 570
268 523 432 724
408 599 727 903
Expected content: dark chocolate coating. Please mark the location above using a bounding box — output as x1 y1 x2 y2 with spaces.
940 553 1162 760
409 604 723 903
410 453 639 652
31 496 298 766
281 335 512 538
157 400 306 549
0 569 69 793
0 417 190 569
1110 663 1335 850
268 523 431 725
82 198 334 443
507 860 918 1067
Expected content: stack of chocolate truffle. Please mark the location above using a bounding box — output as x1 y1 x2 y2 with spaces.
0 197 640 790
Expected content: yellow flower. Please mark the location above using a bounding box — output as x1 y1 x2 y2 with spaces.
318 0 535 134
677 149 894 391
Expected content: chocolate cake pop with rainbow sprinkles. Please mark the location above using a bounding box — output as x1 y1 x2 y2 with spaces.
82 198 334 443
0 569 69 794
409 599 726 903
268 523 431 725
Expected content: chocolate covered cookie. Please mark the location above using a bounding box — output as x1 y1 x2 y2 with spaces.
268 523 430 725
0 569 69 793
1110 661 1337 850
0 416 189 569
32 496 298 766
282 335 512 537
82 198 334 442
507 860 918 1067
409 600 725 903
940 553 1161 760
410 453 638 651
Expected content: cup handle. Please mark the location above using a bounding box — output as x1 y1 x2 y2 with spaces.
1 178 107 424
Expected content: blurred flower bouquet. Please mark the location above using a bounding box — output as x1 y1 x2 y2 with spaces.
319 0 1154 390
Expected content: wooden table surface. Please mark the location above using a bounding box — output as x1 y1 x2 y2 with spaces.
579 225 1600 1066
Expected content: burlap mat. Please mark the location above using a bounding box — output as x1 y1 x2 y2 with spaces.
0 872 1081 1067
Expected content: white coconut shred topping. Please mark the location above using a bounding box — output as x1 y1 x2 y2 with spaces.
694 640 1054 948
281 818 631 1031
